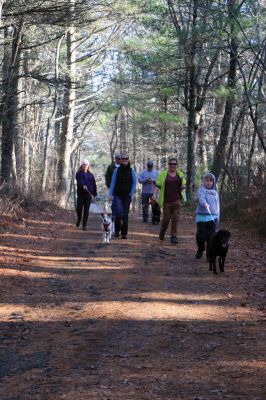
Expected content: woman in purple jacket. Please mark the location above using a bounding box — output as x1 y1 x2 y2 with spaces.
75 159 97 230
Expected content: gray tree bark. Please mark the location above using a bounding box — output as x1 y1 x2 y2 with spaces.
1 21 24 191
58 12 76 207
211 0 238 180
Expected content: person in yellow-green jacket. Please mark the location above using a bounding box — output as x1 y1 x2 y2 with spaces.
152 157 186 244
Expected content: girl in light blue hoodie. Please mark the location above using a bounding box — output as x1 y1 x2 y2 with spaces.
195 173 220 260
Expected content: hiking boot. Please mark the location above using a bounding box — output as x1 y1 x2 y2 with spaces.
170 235 178 244
195 250 203 259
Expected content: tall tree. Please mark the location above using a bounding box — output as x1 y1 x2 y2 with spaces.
211 0 238 180
1 20 24 191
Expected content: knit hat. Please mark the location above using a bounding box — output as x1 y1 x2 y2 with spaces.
80 159 89 166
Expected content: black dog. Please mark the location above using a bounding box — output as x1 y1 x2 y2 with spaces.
209 230 230 274
151 201 161 225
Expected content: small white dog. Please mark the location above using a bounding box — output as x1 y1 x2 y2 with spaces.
101 213 113 243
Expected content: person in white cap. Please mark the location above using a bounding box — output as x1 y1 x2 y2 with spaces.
105 152 121 188
138 160 159 223
75 159 97 230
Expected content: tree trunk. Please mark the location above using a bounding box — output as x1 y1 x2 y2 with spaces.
58 21 76 207
197 113 207 172
42 36 63 193
160 95 168 169
120 108 127 153
186 58 197 202
211 0 238 180
109 113 119 162
0 0 5 24
247 126 257 187
1 21 24 191
185 0 199 202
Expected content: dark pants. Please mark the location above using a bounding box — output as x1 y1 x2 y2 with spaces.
141 193 153 221
112 194 132 236
160 201 180 236
196 220 217 256
76 193 91 227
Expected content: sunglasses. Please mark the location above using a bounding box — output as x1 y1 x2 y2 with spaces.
121 157 129 161
169 163 177 166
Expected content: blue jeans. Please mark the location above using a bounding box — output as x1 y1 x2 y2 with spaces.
112 194 132 236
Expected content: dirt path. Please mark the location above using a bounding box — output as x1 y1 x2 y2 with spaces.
0 208 265 400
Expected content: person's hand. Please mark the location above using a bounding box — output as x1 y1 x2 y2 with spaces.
91 196 96 203
204 203 209 209
108 195 113 202
83 185 87 190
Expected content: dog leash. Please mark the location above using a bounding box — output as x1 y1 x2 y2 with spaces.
83 185 95 201
206 205 218 225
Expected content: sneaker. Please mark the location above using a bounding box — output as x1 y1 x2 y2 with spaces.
76 220 81 227
159 232 165 240
195 250 203 259
121 235 127 239
170 235 178 244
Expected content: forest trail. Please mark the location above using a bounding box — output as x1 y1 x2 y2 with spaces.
0 207 265 400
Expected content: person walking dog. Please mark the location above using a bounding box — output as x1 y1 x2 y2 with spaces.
138 160 159 222
75 159 97 230
109 153 137 239
195 172 220 260
152 157 186 244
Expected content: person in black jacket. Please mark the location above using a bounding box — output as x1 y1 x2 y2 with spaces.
105 152 121 188
109 154 137 239
75 159 97 230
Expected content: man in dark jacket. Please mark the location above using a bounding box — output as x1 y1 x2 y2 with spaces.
105 152 121 188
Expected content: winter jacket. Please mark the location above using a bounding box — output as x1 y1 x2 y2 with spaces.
156 169 186 207
196 173 220 220
105 162 120 188
76 170 97 197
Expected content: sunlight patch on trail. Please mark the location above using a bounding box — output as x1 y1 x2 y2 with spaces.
0 300 252 322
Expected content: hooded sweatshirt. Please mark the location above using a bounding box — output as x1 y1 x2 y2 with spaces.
196 173 220 222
